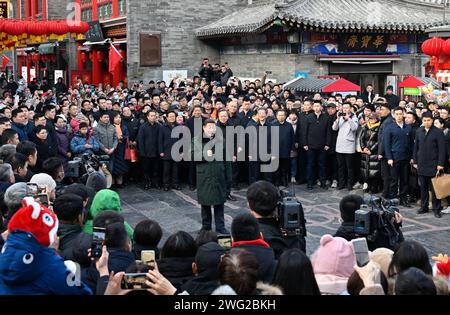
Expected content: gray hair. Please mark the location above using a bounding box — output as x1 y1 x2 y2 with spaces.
0 144 16 162
4 182 27 212
0 163 13 182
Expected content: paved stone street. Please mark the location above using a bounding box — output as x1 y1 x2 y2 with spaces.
119 184 450 256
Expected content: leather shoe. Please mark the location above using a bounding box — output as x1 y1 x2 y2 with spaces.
173 185 182 190
417 208 429 214
217 229 230 235
226 194 237 202
321 184 328 190
189 185 196 191
434 210 442 218
163 186 170 192
307 185 313 190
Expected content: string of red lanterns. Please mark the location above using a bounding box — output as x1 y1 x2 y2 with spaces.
0 19 90 52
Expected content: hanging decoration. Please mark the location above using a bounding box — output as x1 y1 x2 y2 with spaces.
0 19 90 53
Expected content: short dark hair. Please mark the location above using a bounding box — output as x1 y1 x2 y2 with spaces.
393 106 405 113
16 141 37 157
195 230 218 248
339 195 364 223
394 267 436 295
1 129 18 145
133 219 162 248
231 212 260 242
203 118 215 126
35 125 47 134
63 183 88 201
42 157 63 180
0 117 10 125
43 105 56 115
5 153 27 172
406 112 418 121
33 112 45 122
388 241 432 278
53 193 84 222
246 181 278 217
93 210 125 228
11 108 23 118
161 231 197 259
219 250 259 295
105 222 130 250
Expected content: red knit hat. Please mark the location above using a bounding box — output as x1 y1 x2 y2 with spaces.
8 197 59 247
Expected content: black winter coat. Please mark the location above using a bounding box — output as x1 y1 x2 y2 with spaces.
237 110 253 128
137 122 160 158
272 120 294 158
258 218 306 259
302 112 332 150
158 123 178 160
122 116 140 141
231 245 277 283
157 257 195 291
413 126 446 177
296 110 313 147
377 115 393 157
359 122 381 179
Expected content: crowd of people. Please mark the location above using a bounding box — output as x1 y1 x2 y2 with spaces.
0 56 447 295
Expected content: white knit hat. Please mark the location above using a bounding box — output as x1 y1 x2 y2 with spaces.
30 173 57 192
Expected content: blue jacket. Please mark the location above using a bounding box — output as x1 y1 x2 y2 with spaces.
70 132 101 155
11 122 28 142
384 122 414 161
0 231 92 295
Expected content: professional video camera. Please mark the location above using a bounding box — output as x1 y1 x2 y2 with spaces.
354 196 401 248
66 153 110 183
276 189 307 238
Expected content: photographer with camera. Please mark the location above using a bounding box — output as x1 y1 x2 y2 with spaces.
247 181 306 258
198 58 213 84
334 194 404 251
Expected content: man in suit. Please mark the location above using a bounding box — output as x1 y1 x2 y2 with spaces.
361 84 376 104
412 111 446 218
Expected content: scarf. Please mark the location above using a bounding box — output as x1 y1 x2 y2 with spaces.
367 121 380 129
232 238 270 248
114 123 123 139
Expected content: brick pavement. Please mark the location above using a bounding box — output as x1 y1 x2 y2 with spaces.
120 184 450 256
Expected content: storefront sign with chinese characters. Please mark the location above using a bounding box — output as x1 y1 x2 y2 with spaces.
0 1 8 19
339 34 390 53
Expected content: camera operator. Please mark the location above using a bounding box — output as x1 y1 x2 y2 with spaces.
334 194 404 251
247 181 306 259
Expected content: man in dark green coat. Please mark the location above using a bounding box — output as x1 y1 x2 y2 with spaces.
192 119 228 234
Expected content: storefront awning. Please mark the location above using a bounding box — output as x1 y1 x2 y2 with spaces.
322 78 360 93
284 77 360 93
38 43 57 54
399 76 439 88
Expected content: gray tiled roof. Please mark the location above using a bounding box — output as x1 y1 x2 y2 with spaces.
284 77 336 93
197 0 447 38
419 77 439 88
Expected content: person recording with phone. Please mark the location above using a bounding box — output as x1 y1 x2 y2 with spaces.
332 103 359 191
247 181 306 258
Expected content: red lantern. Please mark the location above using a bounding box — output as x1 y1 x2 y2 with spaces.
68 21 89 34
422 37 444 56
442 39 450 56
97 51 105 62
53 20 69 35
4 20 26 36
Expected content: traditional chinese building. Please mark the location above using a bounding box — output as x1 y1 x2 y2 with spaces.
10 0 70 84
127 0 448 93
73 0 127 87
